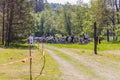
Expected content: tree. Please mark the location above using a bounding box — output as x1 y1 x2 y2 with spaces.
0 0 35 46
63 3 72 36
91 0 120 41
0 0 5 45
35 3 58 36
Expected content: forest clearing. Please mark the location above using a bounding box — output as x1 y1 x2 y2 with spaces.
0 0 120 80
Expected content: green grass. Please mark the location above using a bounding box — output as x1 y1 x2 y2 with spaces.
47 41 120 51
97 41 120 50
35 50 62 80
0 48 62 80
0 49 28 64
46 44 120 80
47 43 94 50
72 49 120 72
0 41 120 80
69 48 120 63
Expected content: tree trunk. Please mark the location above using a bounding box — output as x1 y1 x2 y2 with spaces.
107 29 110 42
94 22 97 55
113 26 116 41
8 0 14 46
41 17 44 36
2 1 5 45
5 0 14 46
7 0 14 46
112 10 116 41
5 0 9 46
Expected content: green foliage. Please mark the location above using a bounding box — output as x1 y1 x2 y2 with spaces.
12 0 36 39
63 3 72 36
9 43 37 49
34 3 94 37
1 0 120 44
0 0 36 46
34 4 58 36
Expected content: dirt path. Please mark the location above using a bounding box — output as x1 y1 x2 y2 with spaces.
45 49 85 80
58 48 120 80
45 45 120 80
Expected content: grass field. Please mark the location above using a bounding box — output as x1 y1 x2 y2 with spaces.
0 47 62 80
45 43 120 80
47 41 120 51
0 41 120 80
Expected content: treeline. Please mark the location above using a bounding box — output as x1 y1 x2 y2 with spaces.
34 3 91 37
0 0 120 47
91 0 120 41
35 0 120 42
0 0 35 46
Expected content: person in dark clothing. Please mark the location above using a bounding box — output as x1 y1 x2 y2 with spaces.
71 35 74 43
66 36 69 43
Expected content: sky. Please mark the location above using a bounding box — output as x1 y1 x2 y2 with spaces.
47 0 90 4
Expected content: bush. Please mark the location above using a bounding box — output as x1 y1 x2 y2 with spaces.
9 43 37 49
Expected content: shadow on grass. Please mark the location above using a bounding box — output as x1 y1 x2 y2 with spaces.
0 43 37 49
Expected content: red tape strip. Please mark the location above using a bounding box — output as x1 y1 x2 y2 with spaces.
0 56 43 67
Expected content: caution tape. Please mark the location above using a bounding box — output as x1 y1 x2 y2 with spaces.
0 56 44 67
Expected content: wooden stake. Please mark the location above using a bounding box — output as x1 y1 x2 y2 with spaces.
30 45 32 80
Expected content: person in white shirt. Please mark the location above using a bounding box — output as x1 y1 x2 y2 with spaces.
29 36 34 45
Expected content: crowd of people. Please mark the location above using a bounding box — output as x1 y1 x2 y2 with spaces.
33 34 92 44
